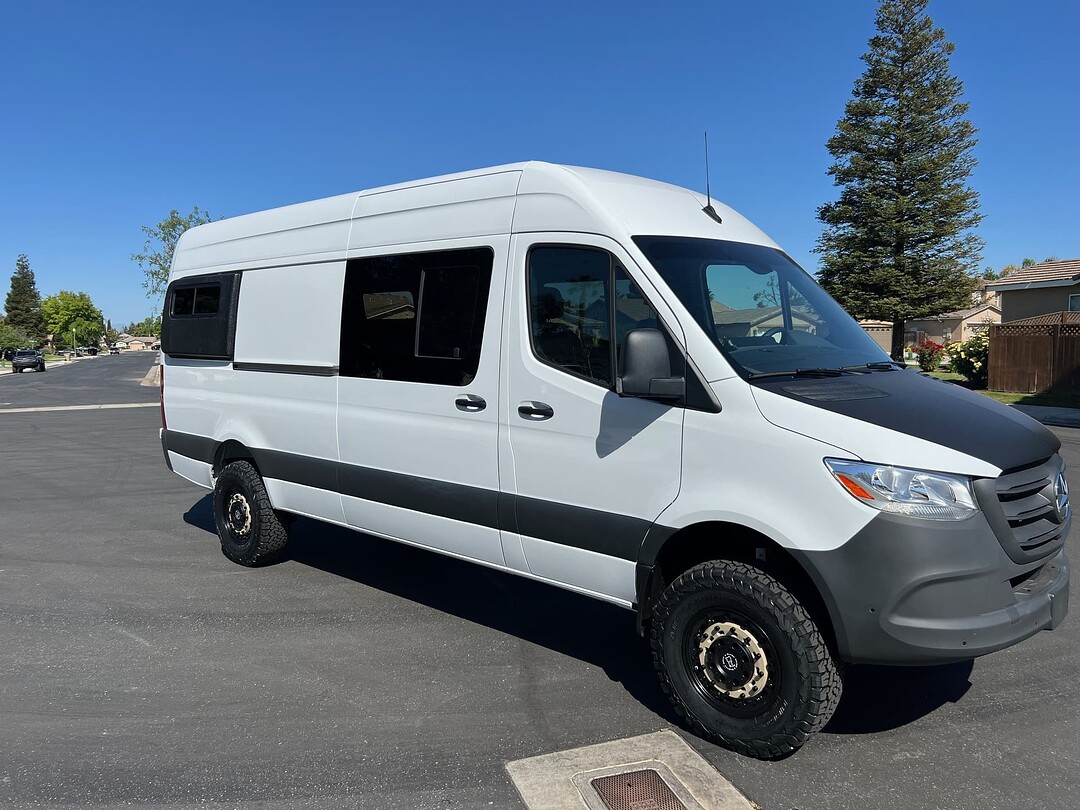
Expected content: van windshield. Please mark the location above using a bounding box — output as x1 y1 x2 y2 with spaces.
633 236 893 378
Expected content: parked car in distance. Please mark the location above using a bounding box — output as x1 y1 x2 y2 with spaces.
12 349 46 373
109 347 120 355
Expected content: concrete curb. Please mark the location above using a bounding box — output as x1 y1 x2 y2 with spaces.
140 363 161 387
506 729 753 810
1012 404 1080 429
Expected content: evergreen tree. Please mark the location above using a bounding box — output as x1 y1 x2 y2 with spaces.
816 0 983 360
4 254 46 340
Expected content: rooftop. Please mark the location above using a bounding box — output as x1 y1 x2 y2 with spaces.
988 259 1080 290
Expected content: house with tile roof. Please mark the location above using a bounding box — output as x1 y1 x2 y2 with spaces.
986 258 1080 322
903 302 1001 346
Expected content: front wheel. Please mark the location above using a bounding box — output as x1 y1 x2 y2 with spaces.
213 460 290 566
651 560 842 759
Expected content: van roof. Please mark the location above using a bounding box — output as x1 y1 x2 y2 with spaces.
171 162 780 277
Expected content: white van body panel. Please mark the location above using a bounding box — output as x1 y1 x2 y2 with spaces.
512 164 780 248
336 232 511 567
169 453 213 489
349 170 520 251
171 192 356 277
661 377 876 554
516 536 637 605
233 261 344 368
502 232 684 599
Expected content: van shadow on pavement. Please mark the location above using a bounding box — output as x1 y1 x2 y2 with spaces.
183 495 974 740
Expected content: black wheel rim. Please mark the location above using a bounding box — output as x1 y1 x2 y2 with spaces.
220 485 254 548
681 605 782 720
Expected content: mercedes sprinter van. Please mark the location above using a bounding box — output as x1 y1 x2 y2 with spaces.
160 163 1069 757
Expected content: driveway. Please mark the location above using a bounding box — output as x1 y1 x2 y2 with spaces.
0 355 1076 808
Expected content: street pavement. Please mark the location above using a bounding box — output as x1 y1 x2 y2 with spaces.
1 354 1077 809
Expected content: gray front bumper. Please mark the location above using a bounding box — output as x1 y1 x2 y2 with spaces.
794 511 1069 665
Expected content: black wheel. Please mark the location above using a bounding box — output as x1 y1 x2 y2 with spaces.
651 560 841 759
213 460 290 566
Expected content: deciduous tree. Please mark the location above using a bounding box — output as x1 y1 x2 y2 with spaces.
133 207 215 300
41 291 104 347
816 0 983 360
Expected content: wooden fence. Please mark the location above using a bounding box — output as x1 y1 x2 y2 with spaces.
989 312 1080 393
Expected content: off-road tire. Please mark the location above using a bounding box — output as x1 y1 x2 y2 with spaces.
213 460 290 566
651 560 842 759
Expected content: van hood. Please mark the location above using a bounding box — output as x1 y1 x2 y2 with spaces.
748 370 1060 477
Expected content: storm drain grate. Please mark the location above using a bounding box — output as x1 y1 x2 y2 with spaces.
590 768 687 810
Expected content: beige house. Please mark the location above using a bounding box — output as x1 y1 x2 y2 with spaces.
904 303 1001 346
859 319 893 353
116 336 158 351
858 281 1002 349
986 258 1080 321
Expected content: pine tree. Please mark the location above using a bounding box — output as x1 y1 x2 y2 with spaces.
4 254 46 340
816 0 983 360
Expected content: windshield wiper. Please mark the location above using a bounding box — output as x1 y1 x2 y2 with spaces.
747 367 846 380
840 361 902 372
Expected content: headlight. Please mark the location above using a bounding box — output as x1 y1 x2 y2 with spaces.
824 459 978 521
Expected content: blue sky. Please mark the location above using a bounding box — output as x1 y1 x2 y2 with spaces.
1 1 1078 326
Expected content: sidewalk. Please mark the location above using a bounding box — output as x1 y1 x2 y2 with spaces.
1012 404 1080 429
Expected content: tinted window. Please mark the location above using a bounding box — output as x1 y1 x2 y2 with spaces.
171 287 196 316
161 273 241 360
193 287 221 315
340 248 493 385
528 247 612 386
528 247 681 388
635 236 891 377
170 284 220 317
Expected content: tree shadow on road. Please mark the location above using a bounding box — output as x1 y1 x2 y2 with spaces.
182 494 677 725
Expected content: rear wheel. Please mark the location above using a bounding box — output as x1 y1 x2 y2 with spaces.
213 460 290 566
651 560 842 759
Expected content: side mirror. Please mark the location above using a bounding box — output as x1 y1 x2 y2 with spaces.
617 328 685 400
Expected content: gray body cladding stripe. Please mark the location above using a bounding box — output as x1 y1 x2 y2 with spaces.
163 430 649 561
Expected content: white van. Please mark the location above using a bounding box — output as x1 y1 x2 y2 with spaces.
160 162 1069 758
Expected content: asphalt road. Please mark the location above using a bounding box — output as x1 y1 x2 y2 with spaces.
1 354 1077 809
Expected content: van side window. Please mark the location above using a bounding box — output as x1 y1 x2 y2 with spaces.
340 247 493 385
528 247 613 386
170 284 221 317
528 248 681 388
161 273 240 360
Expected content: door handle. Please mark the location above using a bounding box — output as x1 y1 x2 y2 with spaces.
518 401 554 420
455 394 487 412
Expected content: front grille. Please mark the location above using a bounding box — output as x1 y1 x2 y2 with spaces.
991 455 1068 563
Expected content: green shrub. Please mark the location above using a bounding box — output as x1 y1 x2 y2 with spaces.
947 332 989 386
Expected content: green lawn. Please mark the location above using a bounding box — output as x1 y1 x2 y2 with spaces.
927 371 1080 409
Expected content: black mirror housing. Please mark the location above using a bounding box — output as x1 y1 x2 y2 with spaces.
618 328 685 400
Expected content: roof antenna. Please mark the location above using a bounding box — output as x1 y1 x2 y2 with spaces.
702 131 723 224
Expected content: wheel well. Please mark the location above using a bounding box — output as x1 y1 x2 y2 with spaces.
644 522 838 655
213 440 258 477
